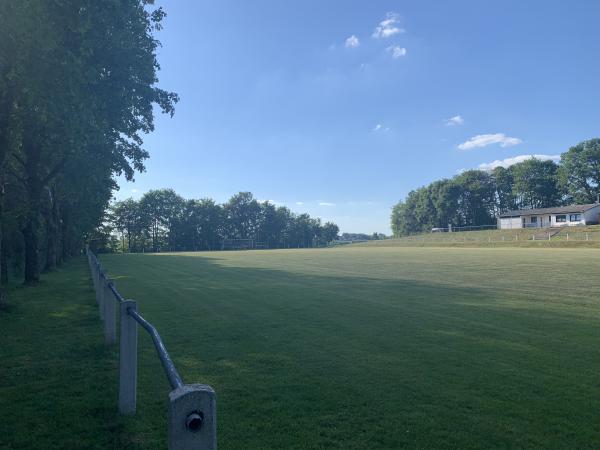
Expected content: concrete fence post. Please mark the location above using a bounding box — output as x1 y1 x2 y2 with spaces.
168 384 217 450
119 300 138 415
103 279 116 345
94 263 101 305
91 260 98 297
99 275 106 321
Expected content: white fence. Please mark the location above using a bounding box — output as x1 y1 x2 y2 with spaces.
86 249 216 450
398 230 600 244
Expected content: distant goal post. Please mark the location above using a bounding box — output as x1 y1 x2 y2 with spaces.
221 238 268 250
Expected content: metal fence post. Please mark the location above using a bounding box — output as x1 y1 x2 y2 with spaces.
168 384 217 450
119 300 137 415
103 279 116 345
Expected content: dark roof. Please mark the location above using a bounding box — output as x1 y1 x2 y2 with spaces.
499 203 600 218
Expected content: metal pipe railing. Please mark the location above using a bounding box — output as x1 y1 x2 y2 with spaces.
128 307 184 390
85 248 216 450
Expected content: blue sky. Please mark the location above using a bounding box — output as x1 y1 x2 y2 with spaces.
115 0 600 234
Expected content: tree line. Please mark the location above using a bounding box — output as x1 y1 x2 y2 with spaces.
109 190 340 252
0 0 176 296
391 139 600 236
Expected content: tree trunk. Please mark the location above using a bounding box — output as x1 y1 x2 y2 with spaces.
23 212 40 284
44 193 59 272
0 204 4 306
61 207 71 262
1 234 7 286
45 223 57 272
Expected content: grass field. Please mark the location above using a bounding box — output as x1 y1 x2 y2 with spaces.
3 245 600 448
364 224 600 247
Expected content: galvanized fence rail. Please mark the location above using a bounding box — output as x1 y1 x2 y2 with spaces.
86 249 216 450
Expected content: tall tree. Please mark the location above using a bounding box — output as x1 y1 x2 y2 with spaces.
559 138 600 204
257 202 287 248
321 222 340 244
453 170 496 226
139 189 184 252
223 192 261 240
512 158 562 209
491 166 516 214
2 0 177 283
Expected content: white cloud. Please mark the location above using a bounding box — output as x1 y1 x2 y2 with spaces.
319 202 336 207
445 115 464 126
372 123 390 132
458 133 522 150
131 188 139 193
372 12 405 39
478 154 560 171
387 45 407 58
295 201 304 206
345 35 360 48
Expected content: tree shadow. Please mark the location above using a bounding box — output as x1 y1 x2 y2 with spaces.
96 252 600 449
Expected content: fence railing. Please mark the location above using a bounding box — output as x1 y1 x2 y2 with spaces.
396 230 600 244
86 248 216 450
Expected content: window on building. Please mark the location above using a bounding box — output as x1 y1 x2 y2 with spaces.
569 213 582 222
556 215 566 222
530 216 537 223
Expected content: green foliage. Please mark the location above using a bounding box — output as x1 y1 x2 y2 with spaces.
223 192 262 240
559 138 600 204
391 144 600 236
0 0 177 284
511 158 562 208
111 190 340 251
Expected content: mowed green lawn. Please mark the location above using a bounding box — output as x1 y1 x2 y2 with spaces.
3 246 600 448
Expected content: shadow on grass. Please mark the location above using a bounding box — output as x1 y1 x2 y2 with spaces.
97 253 600 449
2 252 598 448
0 258 141 450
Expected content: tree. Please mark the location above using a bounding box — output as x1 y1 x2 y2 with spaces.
391 195 420 237
169 198 223 251
453 170 496 226
428 179 460 228
257 202 287 248
322 222 340 243
223 192 261 240
139 189 184 252
107 191 338 252
559 138 600 204
112 199 142 252
491 166 516 214
392 170 500 235
2 0 177 283
512 158 562 209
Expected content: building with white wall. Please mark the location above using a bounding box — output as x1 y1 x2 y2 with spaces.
498 203 600 229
